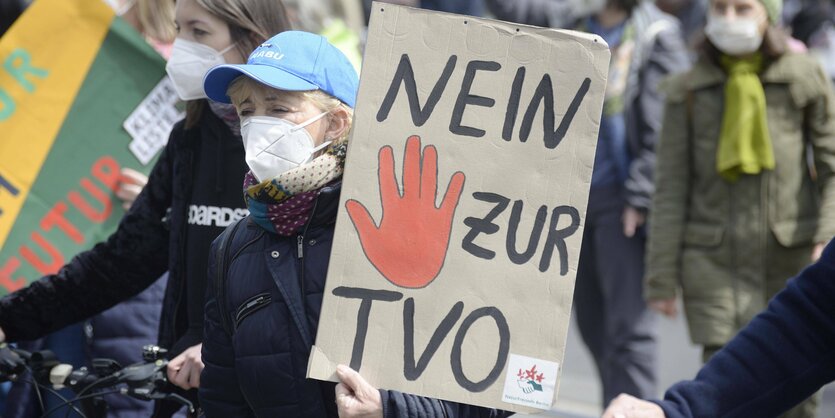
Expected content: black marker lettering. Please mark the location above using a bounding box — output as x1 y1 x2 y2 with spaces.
449 60 500 137
376 54 457 126
450 307 510 392
539 205 580 274
332 287 404 370
520 76 591 149
506 200 548 265
403 298 464 380
502 66 526 141
462 192 510 259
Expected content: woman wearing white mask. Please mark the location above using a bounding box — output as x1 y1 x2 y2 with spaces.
0 0 289 416
199 29 511 418
644 0 835 417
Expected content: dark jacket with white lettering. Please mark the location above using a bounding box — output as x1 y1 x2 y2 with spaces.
0 107 246 415
200 182 512 418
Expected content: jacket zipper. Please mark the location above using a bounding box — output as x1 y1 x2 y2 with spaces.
296 197 321 330
234 293 272 329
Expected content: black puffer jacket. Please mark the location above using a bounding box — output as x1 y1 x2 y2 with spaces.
0 107 247 414
201 183 512 418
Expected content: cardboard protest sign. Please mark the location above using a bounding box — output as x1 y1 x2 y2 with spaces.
0 0 179 294
308 3 610 412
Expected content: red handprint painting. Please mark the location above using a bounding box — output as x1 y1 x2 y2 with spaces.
345 135 466 289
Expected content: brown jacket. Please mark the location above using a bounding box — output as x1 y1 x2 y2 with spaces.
646 52 835 346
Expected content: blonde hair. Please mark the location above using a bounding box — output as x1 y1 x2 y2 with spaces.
227 76 353 141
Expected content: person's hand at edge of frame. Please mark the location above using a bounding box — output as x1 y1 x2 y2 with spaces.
167 343 203 390
335 364 383 418
602 394 666 418
117 168 149 211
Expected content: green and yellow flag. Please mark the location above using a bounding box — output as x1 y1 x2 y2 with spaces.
0 0 177 294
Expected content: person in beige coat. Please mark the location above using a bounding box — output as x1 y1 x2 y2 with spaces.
645 0 835 417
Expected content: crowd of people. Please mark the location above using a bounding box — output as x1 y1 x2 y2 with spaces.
1 0 834 417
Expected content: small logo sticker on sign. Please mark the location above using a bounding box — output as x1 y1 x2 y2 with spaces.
501 353 559 410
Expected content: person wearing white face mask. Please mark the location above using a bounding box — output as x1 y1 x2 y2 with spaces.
0 0 290 417
198 30 513 418
641 0 835 417
702 0 773 55
239 110 333 183
166 39 237 100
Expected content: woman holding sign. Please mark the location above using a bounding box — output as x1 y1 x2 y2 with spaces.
0 0 290 416
646 0 835 417
199 30 510 418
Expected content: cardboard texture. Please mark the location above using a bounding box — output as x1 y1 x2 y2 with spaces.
308 3 609 413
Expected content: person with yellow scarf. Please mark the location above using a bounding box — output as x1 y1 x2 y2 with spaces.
641 0 835 417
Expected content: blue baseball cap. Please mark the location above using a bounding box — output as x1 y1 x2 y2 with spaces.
203 31 359 107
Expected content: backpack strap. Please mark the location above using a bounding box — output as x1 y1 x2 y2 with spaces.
215 217 246 337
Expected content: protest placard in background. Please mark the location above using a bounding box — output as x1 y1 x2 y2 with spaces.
124 77 182 166
308 3 610 413
0 0 177 295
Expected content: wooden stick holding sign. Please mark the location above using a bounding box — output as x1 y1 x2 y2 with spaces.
308 2 610 413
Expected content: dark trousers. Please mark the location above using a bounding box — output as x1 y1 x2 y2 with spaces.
573 186 658 406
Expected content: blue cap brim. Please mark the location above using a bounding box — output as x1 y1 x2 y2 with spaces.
203 64 318 104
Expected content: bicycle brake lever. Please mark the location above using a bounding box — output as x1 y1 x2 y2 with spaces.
163 392 195 413
122 369 194 414
128 389 194 414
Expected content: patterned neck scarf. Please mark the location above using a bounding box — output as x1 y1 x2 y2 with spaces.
243 137 348 235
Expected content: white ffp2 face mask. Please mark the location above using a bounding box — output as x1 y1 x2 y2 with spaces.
165 38 235 101
705 14 765 56
240 113 331 182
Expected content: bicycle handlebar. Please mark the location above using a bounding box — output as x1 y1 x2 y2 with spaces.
0 342 195 416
